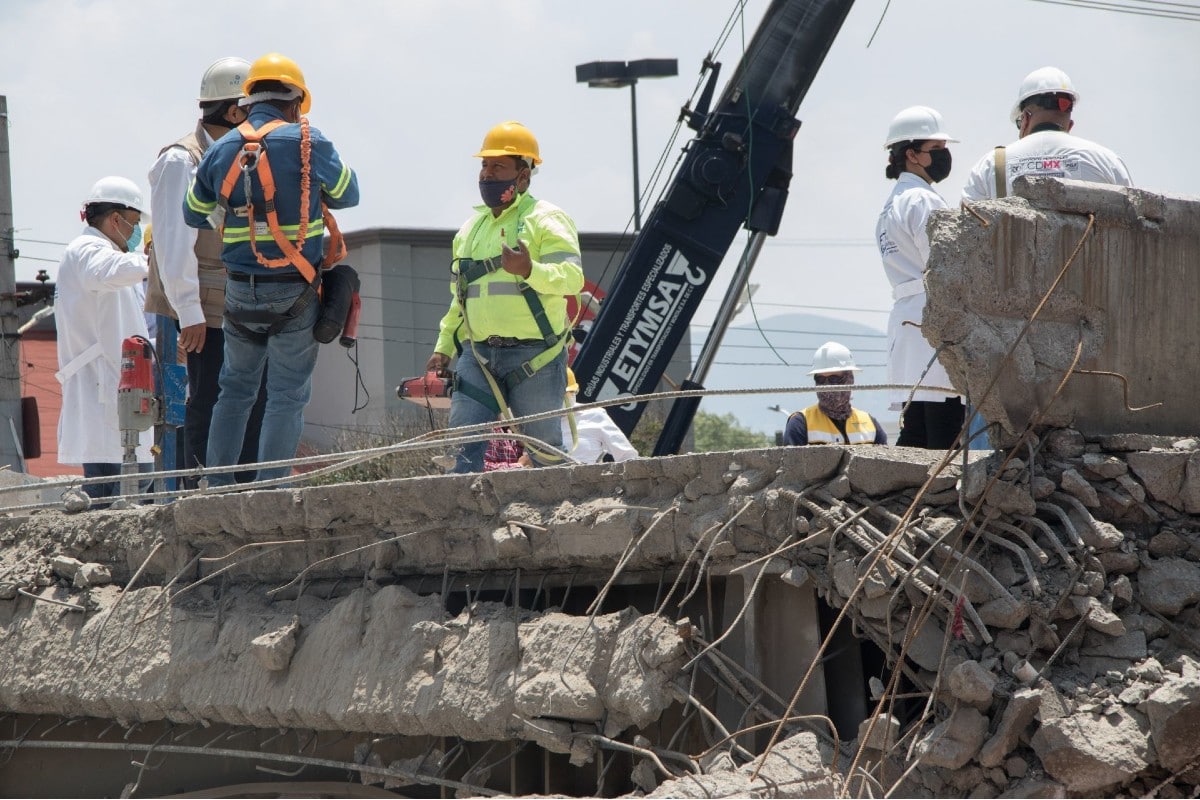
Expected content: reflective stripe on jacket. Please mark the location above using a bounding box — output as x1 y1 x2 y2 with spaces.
182 104 359 276
434 192 583 354
797 406 879 446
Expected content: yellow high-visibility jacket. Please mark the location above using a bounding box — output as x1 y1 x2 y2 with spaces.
434 192 583 355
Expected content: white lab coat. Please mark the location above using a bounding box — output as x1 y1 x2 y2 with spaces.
562 403 638 464
55 227 153 465
875 172 961 408
962 129 1133 201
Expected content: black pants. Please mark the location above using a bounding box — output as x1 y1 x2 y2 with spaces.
897 398 965 449
184 326 267 485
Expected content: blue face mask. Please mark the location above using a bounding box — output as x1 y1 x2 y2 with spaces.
478 178 518 209
125 222 143 254
116 214 142 253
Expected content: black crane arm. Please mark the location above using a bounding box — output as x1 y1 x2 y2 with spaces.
572 0 856 441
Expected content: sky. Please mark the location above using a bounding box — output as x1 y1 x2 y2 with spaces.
3 0 1198 431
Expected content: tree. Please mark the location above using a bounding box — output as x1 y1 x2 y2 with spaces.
691 410 771 453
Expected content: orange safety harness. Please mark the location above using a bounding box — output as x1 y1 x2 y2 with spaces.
216 117 347 341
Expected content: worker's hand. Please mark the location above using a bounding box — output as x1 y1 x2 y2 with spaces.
425 352 451 376
501 239 532 279
178 323 207 354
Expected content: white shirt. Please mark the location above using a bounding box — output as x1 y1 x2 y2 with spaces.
962 129 1133 202
148 130 211 328
562 403 638 464
55 227 153 465
875 173 960 406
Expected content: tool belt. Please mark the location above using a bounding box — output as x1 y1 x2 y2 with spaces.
227 270 309 284
479 336 546 348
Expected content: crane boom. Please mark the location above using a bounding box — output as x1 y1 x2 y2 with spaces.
572 0 856 440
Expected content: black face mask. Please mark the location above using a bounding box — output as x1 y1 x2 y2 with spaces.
925 148 952 183
479 178 518 208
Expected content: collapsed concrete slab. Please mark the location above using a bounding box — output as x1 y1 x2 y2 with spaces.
923 177 1200 444
4 432 1200 797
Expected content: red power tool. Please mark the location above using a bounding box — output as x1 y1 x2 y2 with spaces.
396 371 454 409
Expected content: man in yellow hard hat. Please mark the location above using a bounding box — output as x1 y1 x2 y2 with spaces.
184 53 359 487
425 121 583 473
148 56 267 485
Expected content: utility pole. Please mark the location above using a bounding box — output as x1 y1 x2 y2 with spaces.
0 96 25 471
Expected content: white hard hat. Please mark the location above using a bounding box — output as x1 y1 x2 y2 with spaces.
198 56 251 102
84 176 145 212
883 106 959 149
1010 66 1078 124
809 341 862 375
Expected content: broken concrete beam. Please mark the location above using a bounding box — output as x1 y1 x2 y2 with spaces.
924 178 1200 441
0 582 684 751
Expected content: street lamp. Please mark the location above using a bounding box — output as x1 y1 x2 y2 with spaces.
575 58 678 232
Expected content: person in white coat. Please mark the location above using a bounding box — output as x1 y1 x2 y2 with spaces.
962 66 1132 201
562 368 638 464
55 176 154 503
517 368 639 466
876 106 964 449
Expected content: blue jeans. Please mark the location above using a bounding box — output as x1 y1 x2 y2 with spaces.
82 462 153 507
449 342 566 473
207 279 320 487
185 325 267 485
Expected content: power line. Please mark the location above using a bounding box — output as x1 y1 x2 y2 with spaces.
1026 0 1200 20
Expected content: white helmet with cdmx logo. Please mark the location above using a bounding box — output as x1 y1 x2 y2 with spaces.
1010 66 1079 125
809 341 862 375
884 106 959 149
198 56 251 103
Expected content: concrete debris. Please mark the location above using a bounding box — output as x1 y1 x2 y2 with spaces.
644 732 840 798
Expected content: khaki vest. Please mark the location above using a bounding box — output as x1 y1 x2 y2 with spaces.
145 120 228 328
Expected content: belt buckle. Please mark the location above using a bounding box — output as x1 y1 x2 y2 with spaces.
486 335 504 347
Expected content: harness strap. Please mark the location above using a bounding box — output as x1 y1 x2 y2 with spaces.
226 281 321 344
993 146 1007 199
452 373 501 416
218 118 346 283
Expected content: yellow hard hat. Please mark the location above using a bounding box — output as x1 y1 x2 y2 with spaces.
243 53 311 114
566 367 578 393
474 121 542 166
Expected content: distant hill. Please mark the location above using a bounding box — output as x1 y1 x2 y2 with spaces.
688 312 898 439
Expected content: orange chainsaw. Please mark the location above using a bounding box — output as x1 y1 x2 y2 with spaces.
397 371 454 409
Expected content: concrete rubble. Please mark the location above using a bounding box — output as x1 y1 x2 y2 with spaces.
0 179 1198 797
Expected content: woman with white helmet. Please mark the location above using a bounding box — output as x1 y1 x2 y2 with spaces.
876 106 965 449
55 176 154 505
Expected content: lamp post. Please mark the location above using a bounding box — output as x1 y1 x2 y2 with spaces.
575 58 677 232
